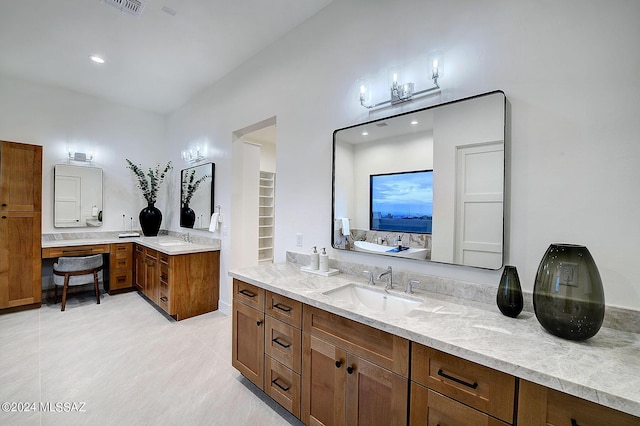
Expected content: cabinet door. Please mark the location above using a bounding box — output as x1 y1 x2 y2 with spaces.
232 301 265 390
0 211 41 308
144 252 158 303
0 141 42 212
345 353 408 426
302 333 347 426
134 250 145 291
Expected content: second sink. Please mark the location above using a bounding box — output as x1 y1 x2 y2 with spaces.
323 283 422 315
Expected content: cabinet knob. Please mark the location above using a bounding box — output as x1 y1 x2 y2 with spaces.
256 320 263 326
346 366 354 374
335 360 342 368
1 216 6 219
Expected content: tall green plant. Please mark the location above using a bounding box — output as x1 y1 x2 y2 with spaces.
126 159 173 205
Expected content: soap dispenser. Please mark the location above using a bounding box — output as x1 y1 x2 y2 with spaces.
310 246 319 270
319 248 329 272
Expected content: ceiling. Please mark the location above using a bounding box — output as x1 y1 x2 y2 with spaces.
0 0 333 115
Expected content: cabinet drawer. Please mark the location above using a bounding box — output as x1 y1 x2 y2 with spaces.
111 243 132 256
266 291 302 328
159 252 169 265
158 292 171 314
112 256 132 270
303 305 409 376
145 248 158 261
110 271 132 291
43 244 109 258
159 265 169 283
411 343 515 424
410 383 509 426
265 316 302 374
233 279 265 312
518 380 639 426
265 356 301 419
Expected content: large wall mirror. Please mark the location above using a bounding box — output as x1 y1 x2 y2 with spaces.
332 91 506 269
54 164 103 228
180 162 214 229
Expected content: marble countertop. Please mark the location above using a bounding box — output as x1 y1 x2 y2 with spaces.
229 262 640 417
42 235 220 255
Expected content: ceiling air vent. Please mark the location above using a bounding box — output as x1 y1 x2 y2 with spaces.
101 0 146 16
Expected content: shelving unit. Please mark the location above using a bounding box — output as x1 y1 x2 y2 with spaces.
258 171 275 263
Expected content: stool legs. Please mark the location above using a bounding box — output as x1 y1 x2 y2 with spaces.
61 275 69 311
94 271 100 305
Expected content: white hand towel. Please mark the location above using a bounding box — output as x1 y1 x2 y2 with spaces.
341 218 350 236
209 213 219 232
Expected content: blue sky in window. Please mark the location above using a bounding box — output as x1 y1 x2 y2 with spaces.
371 171 433 217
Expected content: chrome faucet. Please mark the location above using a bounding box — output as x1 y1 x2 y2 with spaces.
363 270 375 286
378 266 393 290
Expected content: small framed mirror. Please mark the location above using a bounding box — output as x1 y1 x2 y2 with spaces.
54 164 103 228
180 162 214 229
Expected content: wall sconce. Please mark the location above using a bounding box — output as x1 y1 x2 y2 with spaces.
181 147 206 164
68 151 94 162
360 57 441 110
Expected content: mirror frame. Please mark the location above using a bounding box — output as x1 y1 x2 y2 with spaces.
180 162 215 230
331 90 506 269
53 164 103 228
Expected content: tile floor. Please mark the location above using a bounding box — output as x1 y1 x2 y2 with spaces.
0 289 302 426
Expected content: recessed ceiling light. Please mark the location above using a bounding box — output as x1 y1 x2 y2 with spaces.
89 55 105 64
410 120 418 125
361 131 369 136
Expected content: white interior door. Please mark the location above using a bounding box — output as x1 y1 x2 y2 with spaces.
454 141 504 268
55 175 81 227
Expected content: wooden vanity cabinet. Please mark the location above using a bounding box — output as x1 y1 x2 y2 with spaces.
410 343 516 425
0 141 42 312
134 244 219 320
517 379 639 426
232 280 266 389
302 305 410 426
109 243 133 294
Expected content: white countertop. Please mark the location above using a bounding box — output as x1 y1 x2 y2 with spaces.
229 262 640 417
42 235 220 255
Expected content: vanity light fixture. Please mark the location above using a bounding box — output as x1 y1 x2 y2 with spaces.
68 151 94 162
181 147 206 164
359 58 441 110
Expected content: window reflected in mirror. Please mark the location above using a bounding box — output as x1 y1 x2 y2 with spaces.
180 162 214 229
54 164 103 228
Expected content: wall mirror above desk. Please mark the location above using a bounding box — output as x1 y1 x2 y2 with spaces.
54 164 103 228
180 162 214 229
332 91 506 269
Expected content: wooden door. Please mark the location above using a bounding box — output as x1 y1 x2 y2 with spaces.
345 353 408 426
0 211 41 308
232 301 265 389
0 141 42 212
302 333 347 426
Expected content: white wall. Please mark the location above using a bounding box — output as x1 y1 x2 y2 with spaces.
167 0 640 311
1 0 638 312
0 74 168 232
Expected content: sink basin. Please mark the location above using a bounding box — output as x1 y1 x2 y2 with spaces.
156 239 190 247
323 284 422 315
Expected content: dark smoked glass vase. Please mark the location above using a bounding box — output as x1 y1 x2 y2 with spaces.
533 244 605 341
497 265 524 318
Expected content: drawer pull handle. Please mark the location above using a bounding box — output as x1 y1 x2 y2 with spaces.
271 378 290 392
273 303 292 312
346 366 354 374
239 289 257 298
571 420 580 426
160 296 168 302
437 369 478 389
272 337 290 348
256 320 263 326
335 360 342 368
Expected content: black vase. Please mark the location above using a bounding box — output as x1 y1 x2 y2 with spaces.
533 244 605 341
497 265 524 318
139 203 162 236
181 204 196 228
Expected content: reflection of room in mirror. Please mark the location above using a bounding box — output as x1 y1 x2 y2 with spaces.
180 162 214 230
54 164 103 228
332 91 505 269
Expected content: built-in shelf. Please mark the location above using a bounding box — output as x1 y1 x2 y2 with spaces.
258 171 275 264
